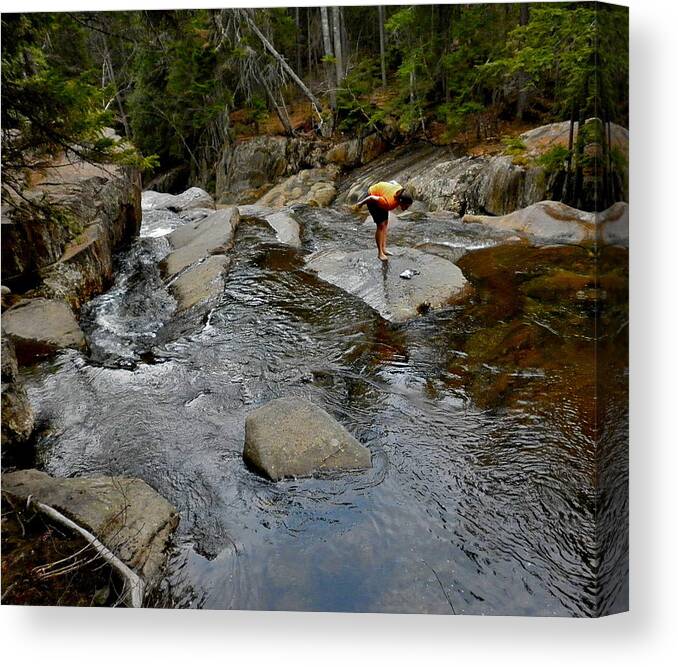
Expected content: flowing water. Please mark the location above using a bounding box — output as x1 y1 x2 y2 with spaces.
19 198 628 616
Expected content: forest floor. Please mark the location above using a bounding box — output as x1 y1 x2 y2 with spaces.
1 494 124 607
229 92 538 160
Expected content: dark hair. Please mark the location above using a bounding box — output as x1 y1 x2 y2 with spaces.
397 190 413 208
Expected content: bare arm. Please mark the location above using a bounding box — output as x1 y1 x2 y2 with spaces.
356 194 384 207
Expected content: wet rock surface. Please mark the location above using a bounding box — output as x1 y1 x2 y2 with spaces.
305 246 470 322
463 200 629 246
264 211 302 247
244 398 371 481
141 187 214 213
170 255 231 312
161 207 239 277
1 335 34 449
2 469 179 583
2 298 86 362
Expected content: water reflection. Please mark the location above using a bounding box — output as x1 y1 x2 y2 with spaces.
21 207 628 616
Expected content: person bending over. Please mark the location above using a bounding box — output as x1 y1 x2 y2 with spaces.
356 181 413 261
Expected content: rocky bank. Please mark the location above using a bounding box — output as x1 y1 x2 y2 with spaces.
1 141 142 450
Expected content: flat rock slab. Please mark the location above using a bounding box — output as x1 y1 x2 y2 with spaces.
237 204 276 219
162 207 239 277
2 469 179 583
170 255 231 312
2 298 85 363
142 187 214 213
305 247 470 322
463 200 628 246
244 398 371 481
265 211 301 247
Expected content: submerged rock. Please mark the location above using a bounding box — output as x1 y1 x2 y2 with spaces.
462 200 629 246
305 247 470 322
2 469 179 584
244 398 371 481
2 298 85 363
161 207 239 277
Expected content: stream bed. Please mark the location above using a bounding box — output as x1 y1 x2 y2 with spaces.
20 203 628 616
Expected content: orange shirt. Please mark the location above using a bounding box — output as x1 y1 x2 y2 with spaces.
368 181 404 211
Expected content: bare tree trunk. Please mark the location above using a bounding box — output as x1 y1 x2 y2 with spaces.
101 34 131 138
295 8 302 75
340 7 348 74
260 75 293 136
241 10 324 119
307 9 312 73
573 107 585 209
332 6 344 84
563 105 576 203
378 6 387 86
516 3 530 120
320 7 336 111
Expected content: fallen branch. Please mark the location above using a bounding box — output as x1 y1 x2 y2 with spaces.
25 495 145 608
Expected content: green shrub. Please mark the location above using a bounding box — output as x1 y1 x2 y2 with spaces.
535 145 571 173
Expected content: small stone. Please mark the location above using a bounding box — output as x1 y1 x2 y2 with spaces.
399 269 420 280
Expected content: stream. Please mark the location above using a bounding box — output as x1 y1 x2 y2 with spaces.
19 193 628 616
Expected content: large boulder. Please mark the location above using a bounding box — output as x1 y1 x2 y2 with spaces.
334 143 453 207
37 222 116 310
305 247 470 322
244 398 371 481
217 136 329 204
520 120 629 160
2 298 86 363
405 154 552 217
141 187 214 213
326 133 388 169
2 469 179 583
161 207 239 277
406 156 489 215
256 166 338 208
1 335 34 448
462 200 629 246
2 143 141 294
140 187 215 238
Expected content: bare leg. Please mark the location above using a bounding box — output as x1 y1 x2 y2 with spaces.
382 220 393 255
375 223 388 261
